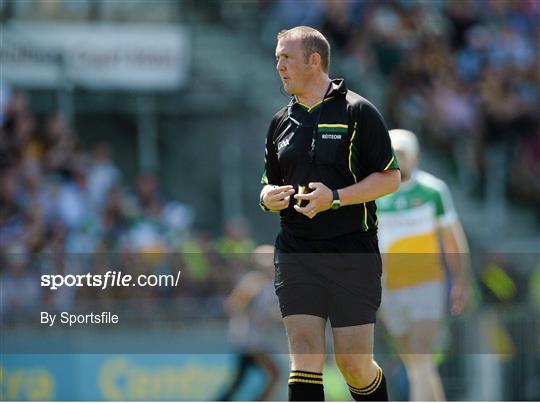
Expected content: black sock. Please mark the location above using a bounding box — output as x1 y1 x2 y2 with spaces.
348 367 388 401
288 370 324 401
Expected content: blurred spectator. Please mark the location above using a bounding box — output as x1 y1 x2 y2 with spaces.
428 75 479 188
365 3 405 77
0 166 24 250
55 162 90 231
98 185 131 252
134 172 162 220
215 216 256 256
39 221 79 312
320 0 356 51
445 0 479 50
122 172 194 254
87 141 121 213
0 90 200 316
0 243 41 320
214 216 257 294
43 112 76 174
181 232 225 297
0 84 10 126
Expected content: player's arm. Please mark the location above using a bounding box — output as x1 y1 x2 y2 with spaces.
440 218 472 315
340 103 400 205
260 114 294 212
435 181 472 315
225 272 265 314
338 169 400 206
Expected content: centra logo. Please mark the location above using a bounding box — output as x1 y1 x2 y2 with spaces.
321 133 342 140
278 138 290 151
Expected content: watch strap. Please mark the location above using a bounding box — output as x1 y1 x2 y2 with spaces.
259 194 271 212
332 189 340 203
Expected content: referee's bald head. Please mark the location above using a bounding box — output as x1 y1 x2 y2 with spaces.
277 26 331 73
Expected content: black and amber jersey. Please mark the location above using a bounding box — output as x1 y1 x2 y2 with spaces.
261 79 399 240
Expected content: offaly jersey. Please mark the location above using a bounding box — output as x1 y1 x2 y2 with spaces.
376 170 457 289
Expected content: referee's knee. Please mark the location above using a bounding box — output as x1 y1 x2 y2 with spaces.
288 336 326 355
287 328 324 354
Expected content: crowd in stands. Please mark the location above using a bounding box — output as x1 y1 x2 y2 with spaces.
0 90 257 319
1 0 538 321
263 0 539 209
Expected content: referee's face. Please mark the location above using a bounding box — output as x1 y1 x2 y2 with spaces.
276 37 310 96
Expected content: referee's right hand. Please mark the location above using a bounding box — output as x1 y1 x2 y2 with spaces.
261 185 295 211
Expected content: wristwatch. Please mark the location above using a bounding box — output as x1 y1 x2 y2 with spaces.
331 189 341 210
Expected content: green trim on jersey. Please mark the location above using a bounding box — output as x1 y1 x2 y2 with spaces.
318 124 348 133
296 96 335 113
349 132 399 182
261 170 268 185
349 122 361 182
363 203 368 231
384 150 400 170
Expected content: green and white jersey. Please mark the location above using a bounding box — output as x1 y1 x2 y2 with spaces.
376 170 457 289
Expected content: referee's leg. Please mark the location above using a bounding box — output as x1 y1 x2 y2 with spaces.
333 324 389 401
284 314 326 401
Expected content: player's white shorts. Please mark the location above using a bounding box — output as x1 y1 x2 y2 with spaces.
379 280 445 337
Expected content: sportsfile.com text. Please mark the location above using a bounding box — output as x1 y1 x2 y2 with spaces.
40 270 182 290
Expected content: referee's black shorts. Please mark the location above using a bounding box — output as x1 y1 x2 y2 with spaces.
274 229 382 328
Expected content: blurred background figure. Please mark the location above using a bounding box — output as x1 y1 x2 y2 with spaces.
0 242 41 320
219 244 281 401
86 140 121 213
215 216 256 256
377 129 471 401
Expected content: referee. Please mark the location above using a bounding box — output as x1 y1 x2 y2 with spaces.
260 26 400 401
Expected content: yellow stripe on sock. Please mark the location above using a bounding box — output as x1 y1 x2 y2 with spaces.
349 379 380 395
290 371 323 379
348 368 382 395
288 378 324 385
348 369 380 392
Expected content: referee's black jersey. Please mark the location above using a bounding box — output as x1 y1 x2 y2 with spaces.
261 79 399 240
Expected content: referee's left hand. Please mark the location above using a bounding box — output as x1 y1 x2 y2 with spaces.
293 182 332 219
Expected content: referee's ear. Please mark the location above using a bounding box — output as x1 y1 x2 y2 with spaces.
309 52 322 71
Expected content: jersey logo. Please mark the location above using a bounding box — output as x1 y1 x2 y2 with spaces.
277 138 290 151
321 133 342 140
